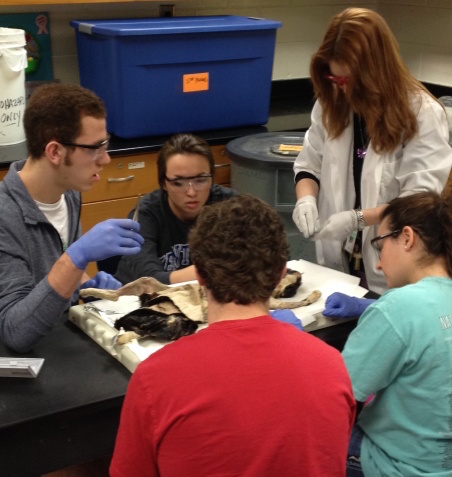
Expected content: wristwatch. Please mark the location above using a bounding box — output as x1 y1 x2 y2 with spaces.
355 209 366 231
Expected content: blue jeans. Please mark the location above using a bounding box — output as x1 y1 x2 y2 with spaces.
346 425 365 477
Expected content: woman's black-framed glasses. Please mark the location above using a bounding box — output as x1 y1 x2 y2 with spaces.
165 174 213 193
370 230 401 259
59 135 110 161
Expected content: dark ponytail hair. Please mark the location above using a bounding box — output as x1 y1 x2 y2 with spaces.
157 133 214 188
381 191 452 277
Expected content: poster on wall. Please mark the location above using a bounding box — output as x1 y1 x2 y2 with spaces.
0 12 53 82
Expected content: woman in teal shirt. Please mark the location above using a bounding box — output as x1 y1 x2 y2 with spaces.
342 191 452 477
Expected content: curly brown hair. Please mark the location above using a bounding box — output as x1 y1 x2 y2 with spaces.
189 194 289 305
24 83 106 159
157 133 214 188
381 191 452 277
310 8 437 153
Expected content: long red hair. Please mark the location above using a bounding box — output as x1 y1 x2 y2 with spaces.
310 8 437 153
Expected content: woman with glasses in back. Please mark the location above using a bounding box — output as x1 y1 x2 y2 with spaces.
340 191 452 477
292 7 452 295
115 133 237 285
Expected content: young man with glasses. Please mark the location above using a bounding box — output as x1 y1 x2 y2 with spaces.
0 84 144 352
116 133 237 285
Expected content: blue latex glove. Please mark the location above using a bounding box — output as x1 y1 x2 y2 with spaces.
270 309 304 331
66 219 144 270
80 271 122 291
323 292 376 318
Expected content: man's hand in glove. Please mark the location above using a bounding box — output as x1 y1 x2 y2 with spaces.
66 219 144 271
270 309 304 331
80 271 122 291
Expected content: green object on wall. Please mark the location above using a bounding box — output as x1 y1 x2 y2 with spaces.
0 12 53 81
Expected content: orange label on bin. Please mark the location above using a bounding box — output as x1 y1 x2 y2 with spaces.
183 72 209 93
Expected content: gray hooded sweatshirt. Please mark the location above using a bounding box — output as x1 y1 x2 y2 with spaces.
0 160 81 352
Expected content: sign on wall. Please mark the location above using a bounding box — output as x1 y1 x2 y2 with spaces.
0 12 53 82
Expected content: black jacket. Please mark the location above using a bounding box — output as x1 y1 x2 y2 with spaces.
115 185 237 284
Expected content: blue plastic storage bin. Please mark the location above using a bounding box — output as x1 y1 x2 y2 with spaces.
70 16 282 139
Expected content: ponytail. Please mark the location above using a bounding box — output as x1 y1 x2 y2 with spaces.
381 192 452 277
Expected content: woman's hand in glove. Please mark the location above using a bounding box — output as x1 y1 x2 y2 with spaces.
323 292 376 318
314 210 357 241
292 195 320 238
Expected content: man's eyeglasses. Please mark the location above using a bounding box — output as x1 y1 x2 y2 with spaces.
370 230 401 259
324 74 349 87
59 135 110 161
165 174 213 193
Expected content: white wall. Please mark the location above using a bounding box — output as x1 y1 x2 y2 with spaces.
378 0 452 87
0 1 450 86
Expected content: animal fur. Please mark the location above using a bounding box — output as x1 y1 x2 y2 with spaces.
115 295 202 342
272 269 302 298
80 275 321 344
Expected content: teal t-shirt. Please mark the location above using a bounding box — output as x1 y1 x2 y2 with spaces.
342 277 452 477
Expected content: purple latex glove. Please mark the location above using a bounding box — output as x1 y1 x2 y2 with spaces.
270 309 304 331
323 292 376 318
80 271 122 291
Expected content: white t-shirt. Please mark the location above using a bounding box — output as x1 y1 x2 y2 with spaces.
35 194 69 250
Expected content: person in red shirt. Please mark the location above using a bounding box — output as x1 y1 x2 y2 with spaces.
110 194 356 477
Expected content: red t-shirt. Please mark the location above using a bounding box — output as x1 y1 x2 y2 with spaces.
110 316 355 477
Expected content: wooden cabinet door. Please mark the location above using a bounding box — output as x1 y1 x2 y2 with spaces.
80 153 158 276
81 197 139 277
0 167 8 181
82 153 158 203
211 145 231 187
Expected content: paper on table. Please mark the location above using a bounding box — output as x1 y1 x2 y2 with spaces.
83 295 141 327
83 261 368 331
77 261 368 363
109 282 207 360
273 259 369 327
128 323 209 361
80 295 206 362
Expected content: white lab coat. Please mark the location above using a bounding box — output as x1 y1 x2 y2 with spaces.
294 92 452 295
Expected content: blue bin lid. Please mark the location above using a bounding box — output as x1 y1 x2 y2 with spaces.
70 15 281 36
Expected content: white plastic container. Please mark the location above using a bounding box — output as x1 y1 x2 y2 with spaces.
0 28 28 163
